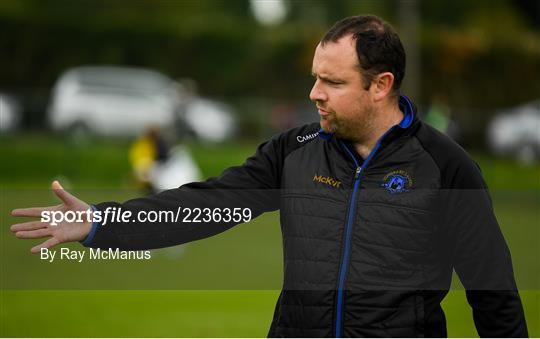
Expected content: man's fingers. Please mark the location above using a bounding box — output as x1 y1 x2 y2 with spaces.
15 228 52 239
31 237 61 254
11 204 62 217
52 180 78 205
11 221 49 232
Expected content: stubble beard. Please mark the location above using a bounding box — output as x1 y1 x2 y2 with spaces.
324 105 376 144
320 116 338 134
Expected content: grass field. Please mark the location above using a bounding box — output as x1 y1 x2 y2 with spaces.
1 133 539 337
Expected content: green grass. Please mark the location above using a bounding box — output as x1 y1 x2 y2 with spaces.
0 290 280 337
1 290 537 337
442 290 539 337
0 133 257 188
470 152 540 190
1 133 539 337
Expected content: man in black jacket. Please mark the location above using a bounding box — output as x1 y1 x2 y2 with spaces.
11 15 528 337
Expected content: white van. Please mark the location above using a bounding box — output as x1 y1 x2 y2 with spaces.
487 99 540 163
48 66 185 137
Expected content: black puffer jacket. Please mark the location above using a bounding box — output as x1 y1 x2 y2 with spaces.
84 96 527 337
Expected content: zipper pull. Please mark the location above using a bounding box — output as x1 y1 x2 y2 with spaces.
354 167 361 179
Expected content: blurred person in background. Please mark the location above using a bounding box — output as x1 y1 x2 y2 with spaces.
424 94 461 141
11 14 528 338
129 127 170 193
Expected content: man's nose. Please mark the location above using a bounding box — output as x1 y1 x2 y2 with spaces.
309 80 327 102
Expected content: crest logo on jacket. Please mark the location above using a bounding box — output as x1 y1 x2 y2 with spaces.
381 170 412 194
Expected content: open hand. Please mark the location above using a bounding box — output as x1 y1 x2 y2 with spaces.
11 181 93 253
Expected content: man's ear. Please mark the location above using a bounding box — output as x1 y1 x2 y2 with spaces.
370 72 394 102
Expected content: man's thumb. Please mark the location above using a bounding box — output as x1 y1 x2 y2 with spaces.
52 180 75 204
52 180 63 190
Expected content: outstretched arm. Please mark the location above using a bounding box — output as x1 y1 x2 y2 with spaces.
10 123 319 252
11 143 278 252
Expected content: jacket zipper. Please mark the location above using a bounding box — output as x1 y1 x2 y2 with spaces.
335 130 394 337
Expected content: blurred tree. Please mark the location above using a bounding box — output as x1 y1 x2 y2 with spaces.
515 0 540 28
420 0 540 145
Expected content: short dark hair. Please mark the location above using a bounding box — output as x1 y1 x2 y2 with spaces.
321 15 406 95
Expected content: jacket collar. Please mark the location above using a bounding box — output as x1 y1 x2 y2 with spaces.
398 94 415 129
